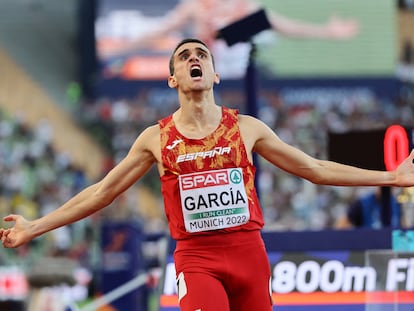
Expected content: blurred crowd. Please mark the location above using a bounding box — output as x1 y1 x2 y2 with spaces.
80 80 414 231
1 78 414 309
2 79 414 265
0 108 92 266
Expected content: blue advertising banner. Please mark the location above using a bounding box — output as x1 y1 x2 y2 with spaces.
158 229 414 311
100 221 146 310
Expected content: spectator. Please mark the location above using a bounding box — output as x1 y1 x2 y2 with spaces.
335 187 404 229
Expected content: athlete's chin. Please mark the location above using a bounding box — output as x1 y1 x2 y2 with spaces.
186 85 209 93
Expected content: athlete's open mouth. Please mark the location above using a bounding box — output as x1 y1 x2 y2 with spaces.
190 65 202 78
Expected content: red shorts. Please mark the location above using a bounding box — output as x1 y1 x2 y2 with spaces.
174 230 273 311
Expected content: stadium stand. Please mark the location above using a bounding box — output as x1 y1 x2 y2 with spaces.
0 47 105 180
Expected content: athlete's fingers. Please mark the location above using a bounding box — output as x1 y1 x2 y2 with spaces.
0 229 10 243
3 214 19 223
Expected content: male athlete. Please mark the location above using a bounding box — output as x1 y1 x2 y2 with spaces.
2 38 414 311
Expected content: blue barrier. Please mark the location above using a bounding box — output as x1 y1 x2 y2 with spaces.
160 228 414 311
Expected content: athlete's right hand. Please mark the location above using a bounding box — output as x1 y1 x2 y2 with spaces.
0 214 32 248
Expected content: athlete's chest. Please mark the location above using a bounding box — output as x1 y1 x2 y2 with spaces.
163 132 243 172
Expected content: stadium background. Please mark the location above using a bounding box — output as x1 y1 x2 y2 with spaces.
0 0 413 310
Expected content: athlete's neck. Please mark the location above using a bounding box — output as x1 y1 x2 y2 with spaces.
173 102 222 139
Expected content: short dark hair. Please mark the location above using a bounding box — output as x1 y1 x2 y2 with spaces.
169 38 215 75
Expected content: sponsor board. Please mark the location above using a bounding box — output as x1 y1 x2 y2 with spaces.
158 230 414 310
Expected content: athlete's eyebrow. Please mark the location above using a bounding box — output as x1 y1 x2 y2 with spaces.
176 47 209 59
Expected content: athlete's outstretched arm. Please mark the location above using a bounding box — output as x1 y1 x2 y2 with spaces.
0 125 160 248
99 2 193 59
240 115 414 188
267 10 359 40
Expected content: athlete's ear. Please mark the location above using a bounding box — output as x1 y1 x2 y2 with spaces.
214 72 220 85
168 75 178 88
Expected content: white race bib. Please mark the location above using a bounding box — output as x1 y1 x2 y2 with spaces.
179 168 250 233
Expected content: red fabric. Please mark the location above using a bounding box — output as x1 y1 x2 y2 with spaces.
174 231 273 311
159 107 264 240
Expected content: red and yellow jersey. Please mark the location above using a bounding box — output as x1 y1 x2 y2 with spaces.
159 107 264 240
